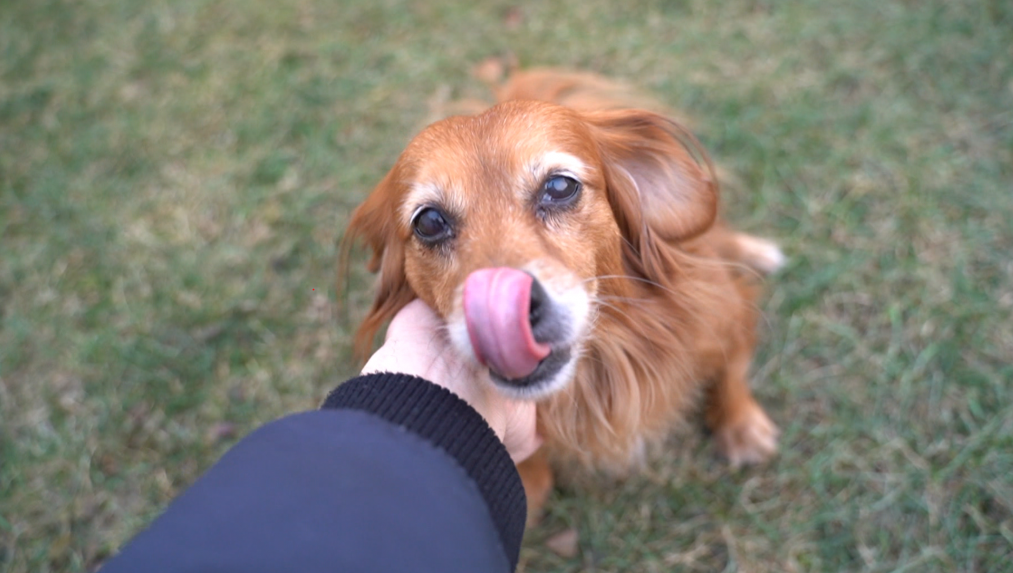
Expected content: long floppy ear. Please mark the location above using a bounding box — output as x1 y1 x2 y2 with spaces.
586 109 719 284
588 109 718 242
339 169 416 362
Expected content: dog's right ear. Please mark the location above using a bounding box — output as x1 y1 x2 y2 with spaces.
340 170 416 362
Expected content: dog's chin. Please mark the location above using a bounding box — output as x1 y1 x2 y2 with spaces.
488 346 577 400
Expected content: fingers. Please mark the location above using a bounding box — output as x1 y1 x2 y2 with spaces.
384 299 437 340
365 299 449 376
499 399 542 464
507 423 541 463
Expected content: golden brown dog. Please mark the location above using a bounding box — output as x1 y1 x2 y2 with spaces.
343 68 784 519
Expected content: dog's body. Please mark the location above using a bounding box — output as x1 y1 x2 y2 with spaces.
345 69 782 518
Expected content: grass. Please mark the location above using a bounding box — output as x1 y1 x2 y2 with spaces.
1 0 1011 571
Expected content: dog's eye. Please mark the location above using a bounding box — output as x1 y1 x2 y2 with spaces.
411 207 452 243
541 175 581 205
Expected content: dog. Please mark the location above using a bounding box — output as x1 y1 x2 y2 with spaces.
343 68 784 520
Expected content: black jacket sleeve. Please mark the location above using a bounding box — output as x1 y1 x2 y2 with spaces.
100 372 527 573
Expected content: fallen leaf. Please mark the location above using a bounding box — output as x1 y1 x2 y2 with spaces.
206 422 237 444
473 57 507 85
503 6 524 30
545 528 579 558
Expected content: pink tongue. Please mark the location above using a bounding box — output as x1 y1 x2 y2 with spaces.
463 268 551 380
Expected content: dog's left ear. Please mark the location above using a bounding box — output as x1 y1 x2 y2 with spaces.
587 109 718 244
340 169 416 362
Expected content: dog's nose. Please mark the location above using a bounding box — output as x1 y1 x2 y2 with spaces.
528 276 547 332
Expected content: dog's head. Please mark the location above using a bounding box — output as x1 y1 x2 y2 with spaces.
345 100 717 398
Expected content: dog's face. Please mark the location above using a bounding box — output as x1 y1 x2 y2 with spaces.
347 100 717 398
400 103 622 398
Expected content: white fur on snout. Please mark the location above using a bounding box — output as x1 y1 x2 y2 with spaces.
448 264 591 400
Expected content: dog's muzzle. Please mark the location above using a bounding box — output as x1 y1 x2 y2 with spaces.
462 267 573 390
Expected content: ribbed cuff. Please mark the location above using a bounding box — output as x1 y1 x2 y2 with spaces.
321 372 526 570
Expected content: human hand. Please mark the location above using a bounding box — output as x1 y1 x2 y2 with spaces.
362 299 541 463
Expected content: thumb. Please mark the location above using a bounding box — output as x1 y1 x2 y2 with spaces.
501 400 541 463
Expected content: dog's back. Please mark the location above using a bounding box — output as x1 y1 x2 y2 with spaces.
493 68 670 115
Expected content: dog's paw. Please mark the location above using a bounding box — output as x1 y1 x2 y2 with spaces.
714 402 779 469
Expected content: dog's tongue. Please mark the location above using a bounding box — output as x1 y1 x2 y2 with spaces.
463 268 551 380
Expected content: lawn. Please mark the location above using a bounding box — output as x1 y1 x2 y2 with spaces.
2 0 1011 571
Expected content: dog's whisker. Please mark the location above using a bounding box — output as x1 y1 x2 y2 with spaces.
587 297 627 318
581 274 682 298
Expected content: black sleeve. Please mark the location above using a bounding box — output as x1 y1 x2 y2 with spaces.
100 372 527 573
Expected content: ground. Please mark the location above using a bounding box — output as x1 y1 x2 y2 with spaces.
1 0 1011 571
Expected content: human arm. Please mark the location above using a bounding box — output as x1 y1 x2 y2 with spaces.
99 301 532 573
101 373 525 573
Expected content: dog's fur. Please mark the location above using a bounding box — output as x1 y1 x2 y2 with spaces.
343 68 783 518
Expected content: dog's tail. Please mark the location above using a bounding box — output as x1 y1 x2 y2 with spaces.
727 233 786 275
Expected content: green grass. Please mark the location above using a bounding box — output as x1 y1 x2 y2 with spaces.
2 0 1011 571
